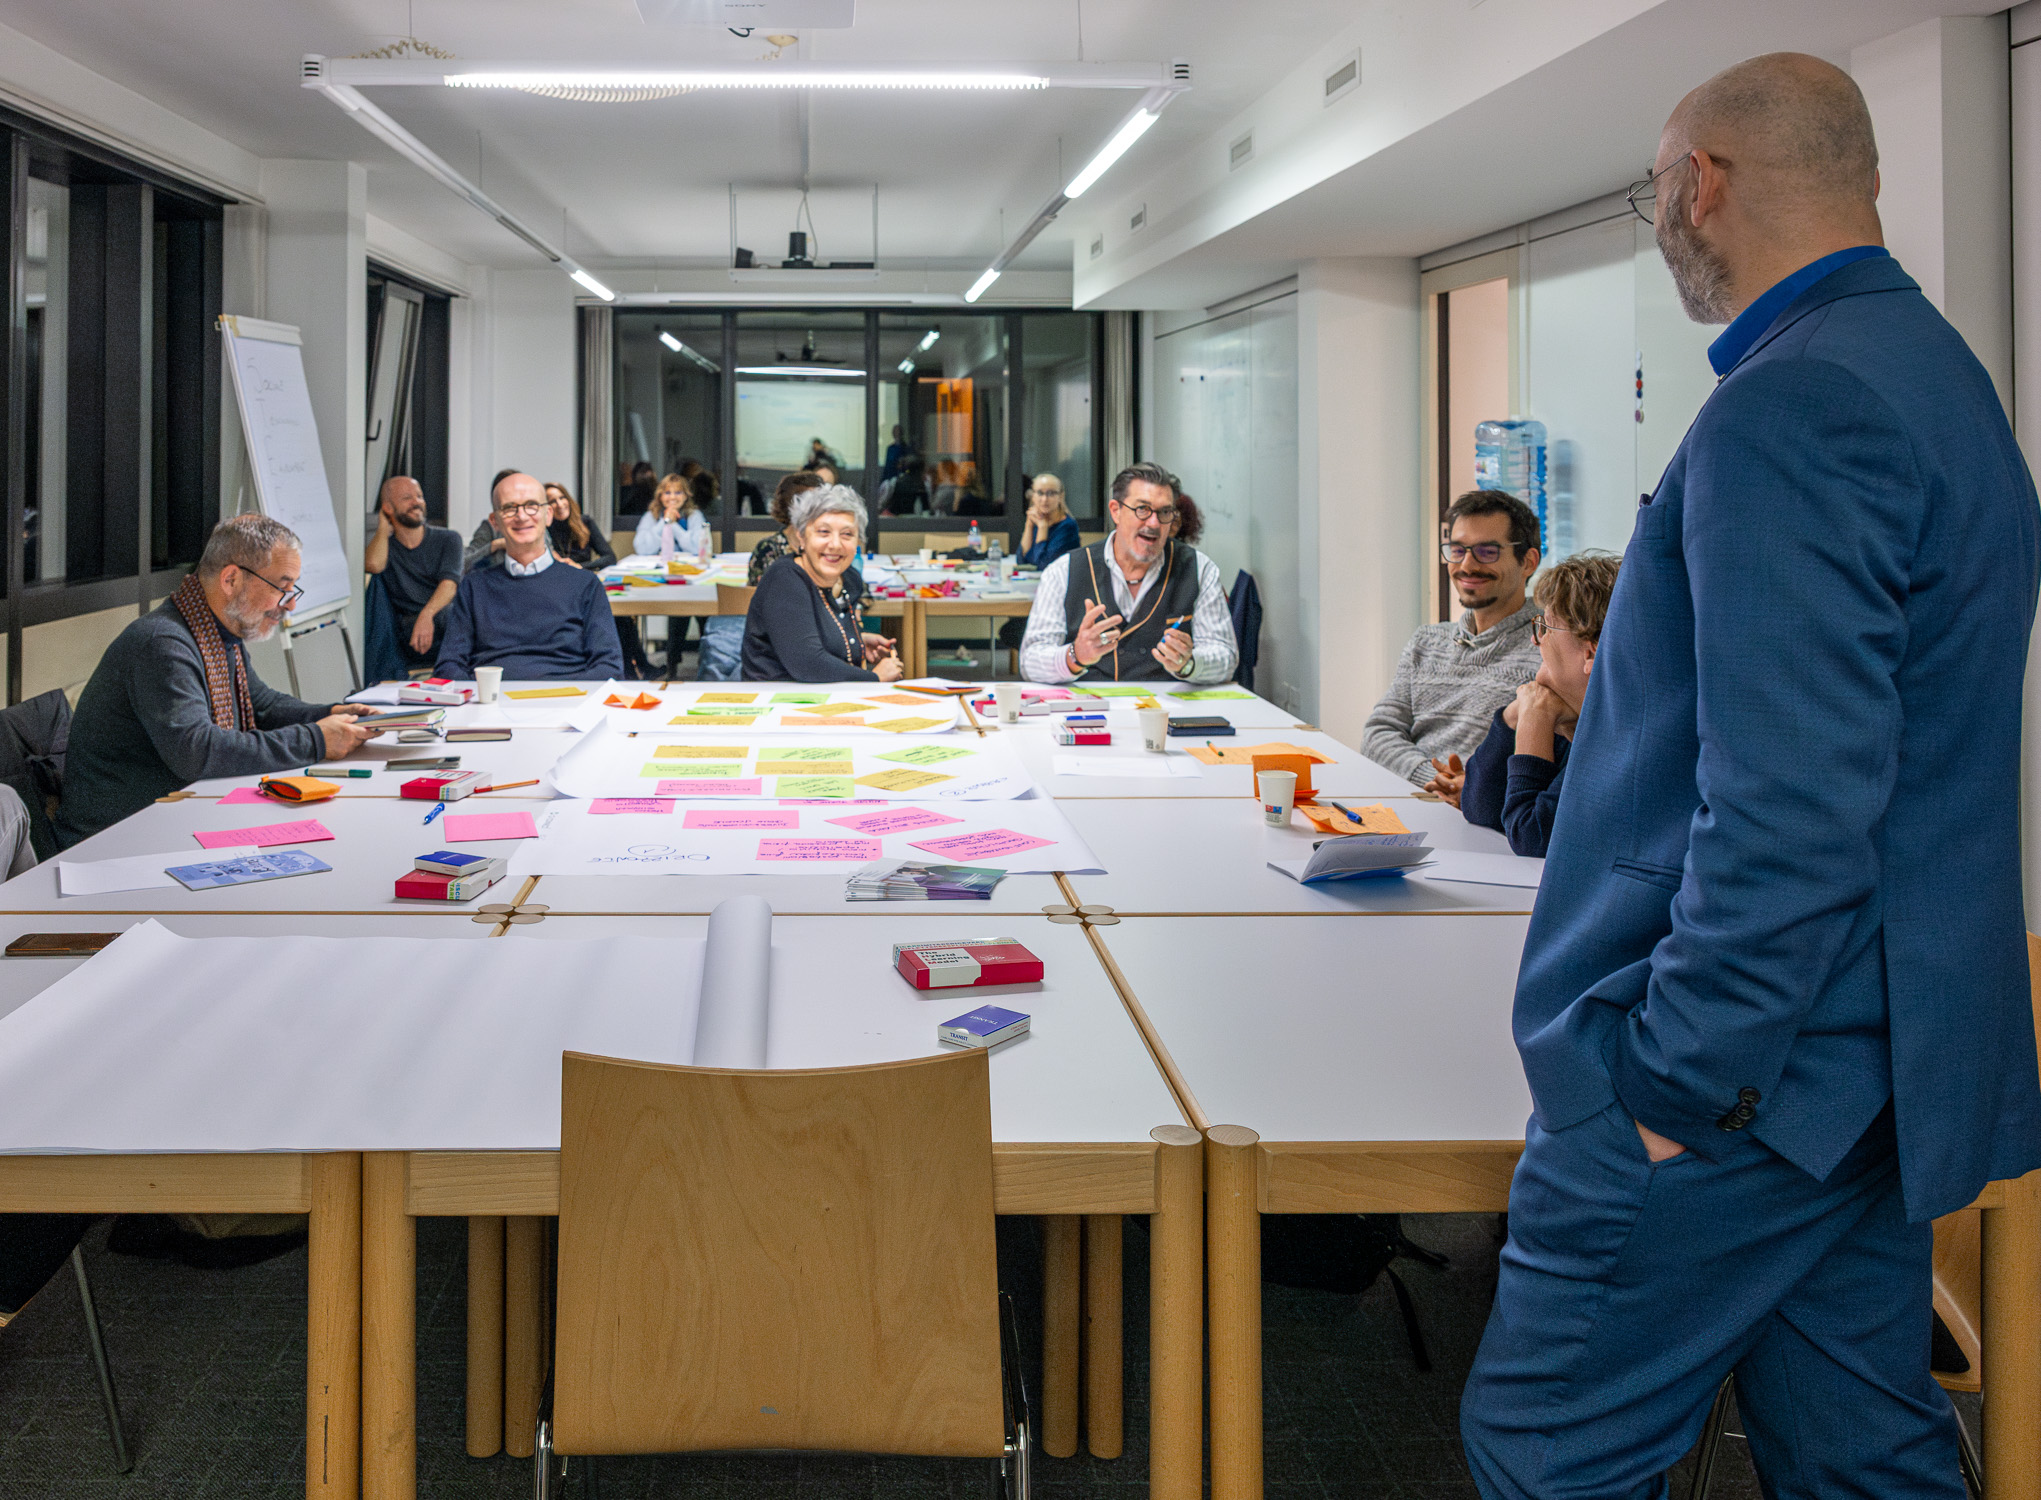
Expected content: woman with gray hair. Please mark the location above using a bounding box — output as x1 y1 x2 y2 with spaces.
740 484 900 682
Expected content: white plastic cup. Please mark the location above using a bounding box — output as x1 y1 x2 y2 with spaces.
475 666 503 703
1138 706 1170 753
1261 769 1298 827
994 682 1022 723
919 548 935 564
998 555 1016 583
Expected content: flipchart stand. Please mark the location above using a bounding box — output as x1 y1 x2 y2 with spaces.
278 607 360 700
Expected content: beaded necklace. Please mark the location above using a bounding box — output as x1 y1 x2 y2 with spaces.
800 559 859 666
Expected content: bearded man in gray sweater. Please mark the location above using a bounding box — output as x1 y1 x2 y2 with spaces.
1362 490 1544 795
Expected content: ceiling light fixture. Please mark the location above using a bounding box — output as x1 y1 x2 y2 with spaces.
897 358 915 374
964 268 1001 304
450 68 1049 91
734 364 866 377
916 330 940 351
659 331 684 352
305 56 1171 91
569 267 617 302
1063 108 1160 198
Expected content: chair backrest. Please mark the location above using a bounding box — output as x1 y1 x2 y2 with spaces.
716 584 757 617
733 529 776 555
0 690 70 860
609 529 636 562
552 1048 1005 1458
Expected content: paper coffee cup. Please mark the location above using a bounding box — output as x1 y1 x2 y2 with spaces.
919 548 935 564
1138 706 1170 753
994 682 1022 723
475 666 503 703
1261 769 1298 827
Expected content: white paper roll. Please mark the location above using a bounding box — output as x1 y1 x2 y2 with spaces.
691 894 773 1068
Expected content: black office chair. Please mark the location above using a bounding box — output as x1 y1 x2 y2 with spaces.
1686 1370 1978 1499
0 1220 130 1471
0 688 68 860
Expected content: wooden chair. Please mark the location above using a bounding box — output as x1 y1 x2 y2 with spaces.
609 529 636 562
1688 933 2041 1498
536 1049 1029 1499
716 583 756 616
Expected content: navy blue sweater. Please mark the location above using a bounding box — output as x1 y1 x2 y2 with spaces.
1459 705 1570 858
434 560 623 681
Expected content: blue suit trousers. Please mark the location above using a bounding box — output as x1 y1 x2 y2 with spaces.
1460 1104 1964 1499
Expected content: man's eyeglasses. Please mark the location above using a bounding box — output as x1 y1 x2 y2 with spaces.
1115 501 1179 525
497 500 549 520
1529 614 1578 644
239 564 304 610
1626 156 1687 226
1440 541 1513 566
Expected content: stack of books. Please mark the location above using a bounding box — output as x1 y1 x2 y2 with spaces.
845 860 1007 902
395 850 507 902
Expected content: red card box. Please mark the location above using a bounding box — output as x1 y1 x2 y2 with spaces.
894 940 1044 991
400 772 486 801
394 867 503 902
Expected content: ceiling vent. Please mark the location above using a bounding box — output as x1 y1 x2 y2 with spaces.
1129 204 1146 233
1229 130 1254 170
1323 50 1359 106
1170 58 1192 84
1090 234 1105 260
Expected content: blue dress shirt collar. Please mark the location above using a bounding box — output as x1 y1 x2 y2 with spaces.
504 549 554 579
1707 244 1890 376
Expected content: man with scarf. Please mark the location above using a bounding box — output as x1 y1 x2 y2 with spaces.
55 514 377 848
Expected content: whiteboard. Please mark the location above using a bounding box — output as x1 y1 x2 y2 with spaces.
220 316 351 618
735 378 867 470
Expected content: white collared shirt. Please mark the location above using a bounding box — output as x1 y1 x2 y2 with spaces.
503 549 555 579
1019 535 1238 684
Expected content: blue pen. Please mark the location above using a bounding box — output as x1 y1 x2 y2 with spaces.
422 803 444 825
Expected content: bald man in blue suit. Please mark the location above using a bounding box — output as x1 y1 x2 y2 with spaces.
1460 53 2041 1499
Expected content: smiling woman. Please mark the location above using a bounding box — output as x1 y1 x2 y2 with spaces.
738 484 901 683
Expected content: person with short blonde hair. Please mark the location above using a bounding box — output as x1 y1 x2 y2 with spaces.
741 485 899 682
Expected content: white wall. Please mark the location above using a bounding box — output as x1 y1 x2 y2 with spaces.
488 269 578 515
2010 23 2041 930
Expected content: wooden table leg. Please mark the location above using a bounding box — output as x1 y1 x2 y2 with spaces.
1042 1214 1082 1458
1207 1126 1263 1500
906 598 928 680
306 1153 361 1500
467 1216 505 1457
504 1216 545 1460
1084 1214 1123 1459
1983 1168 2041 1498
362 1152 416 1500
1149 1126 1203 1500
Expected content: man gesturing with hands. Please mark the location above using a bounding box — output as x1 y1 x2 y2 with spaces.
1018 461 1235 684
1458 55 2041 1498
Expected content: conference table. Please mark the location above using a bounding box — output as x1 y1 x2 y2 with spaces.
2 677 2034 1500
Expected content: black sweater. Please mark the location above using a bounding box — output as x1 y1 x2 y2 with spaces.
740 558 877 682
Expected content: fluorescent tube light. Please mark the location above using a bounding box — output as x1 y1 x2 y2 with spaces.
734 365 866 377
658 331 683 352
917 330 940 351
964 268 1000 303
447 69 1048 91
569 267 615 301
897 358 915 374
1064 108 1158 198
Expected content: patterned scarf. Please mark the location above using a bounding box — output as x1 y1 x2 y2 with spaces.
170 572 256 731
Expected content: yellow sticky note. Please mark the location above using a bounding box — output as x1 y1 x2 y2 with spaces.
867 716 949 734
774 775 855 799
670 714 757 728
795 701 873 717
856 767 954 792
505 687 586 700
756 760 854 777
653 745 750 760
784 714 862 727
697 692 757 704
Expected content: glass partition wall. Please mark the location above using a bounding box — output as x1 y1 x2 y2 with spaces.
595 307 1105 552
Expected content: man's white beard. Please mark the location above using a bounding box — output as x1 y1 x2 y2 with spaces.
1657 185 1736 325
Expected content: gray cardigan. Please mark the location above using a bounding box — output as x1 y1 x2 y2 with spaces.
55 602 333 848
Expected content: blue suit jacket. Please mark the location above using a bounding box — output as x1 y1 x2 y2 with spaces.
1516 255 2041 1221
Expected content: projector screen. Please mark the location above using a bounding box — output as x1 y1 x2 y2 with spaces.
736 379 867 471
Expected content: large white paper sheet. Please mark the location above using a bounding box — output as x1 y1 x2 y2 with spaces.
520 797 1101 877
587 684 961 737
56 853 185 896
549 720 1034 802
693 895 771 1067
1416 850 1546 888
1051 754 1202 779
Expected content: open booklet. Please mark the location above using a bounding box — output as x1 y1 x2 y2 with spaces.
0 897 780 1153
1269 832 1433 885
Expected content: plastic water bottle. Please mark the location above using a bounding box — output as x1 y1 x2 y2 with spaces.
987 533 1003 561
968 519 982 552
1547 438 1576 559
1473 418 1549 547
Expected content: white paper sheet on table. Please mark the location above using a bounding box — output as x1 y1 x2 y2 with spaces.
0 909 778 1152
1415 849 1546 888
521 796 1100 876
346 682 406 706
55 852 185 896
1051 754 1202 779
549 719 1034 801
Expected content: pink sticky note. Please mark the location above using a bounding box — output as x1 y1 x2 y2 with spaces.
826 806 965 837
909 828 1057 861
590 798 676 815
442 810 539 842
780 798 888 806
684 809 802 830
756 837 885 862
192 818 335 849
217 786 275 805
657 777 764 797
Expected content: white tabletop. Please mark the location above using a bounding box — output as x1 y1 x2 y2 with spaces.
1100 913 1535 1143
1052 797 1533 916
185 727 580 797
1003 721 1412 800
499 912 1184 1145
525 867 1066 916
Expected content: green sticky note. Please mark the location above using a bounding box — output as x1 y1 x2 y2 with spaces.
774 775 855 798
770 692 829 704
685 704 768 717
1171 689 1254 701
760 745 853 761
1075 685 1159 698
874 743 977 766
641 762 745 778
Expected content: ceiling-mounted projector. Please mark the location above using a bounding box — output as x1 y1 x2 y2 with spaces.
636 0 855 25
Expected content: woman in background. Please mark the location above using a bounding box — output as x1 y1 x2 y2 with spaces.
544 482 615 570
634 471 710 557
750 471 824 584
1017 474 1081 571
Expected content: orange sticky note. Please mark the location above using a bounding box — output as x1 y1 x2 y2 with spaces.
1251 753 1316 804
1188 739 1333 767
604 692 662 711
1297 802 1409 836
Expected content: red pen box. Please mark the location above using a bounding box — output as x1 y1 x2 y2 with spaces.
893 938 1044 990
399 771 488 801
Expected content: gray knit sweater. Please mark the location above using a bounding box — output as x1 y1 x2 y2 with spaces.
1361 601 1543 786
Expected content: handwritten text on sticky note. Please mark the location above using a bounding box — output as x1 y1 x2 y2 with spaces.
756 838 884 862
683 809 801 830
909 828 1057 861
590 798 675 815
192 818 334 849
655 778 764 797
875 743 975 766
826 806 964 836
